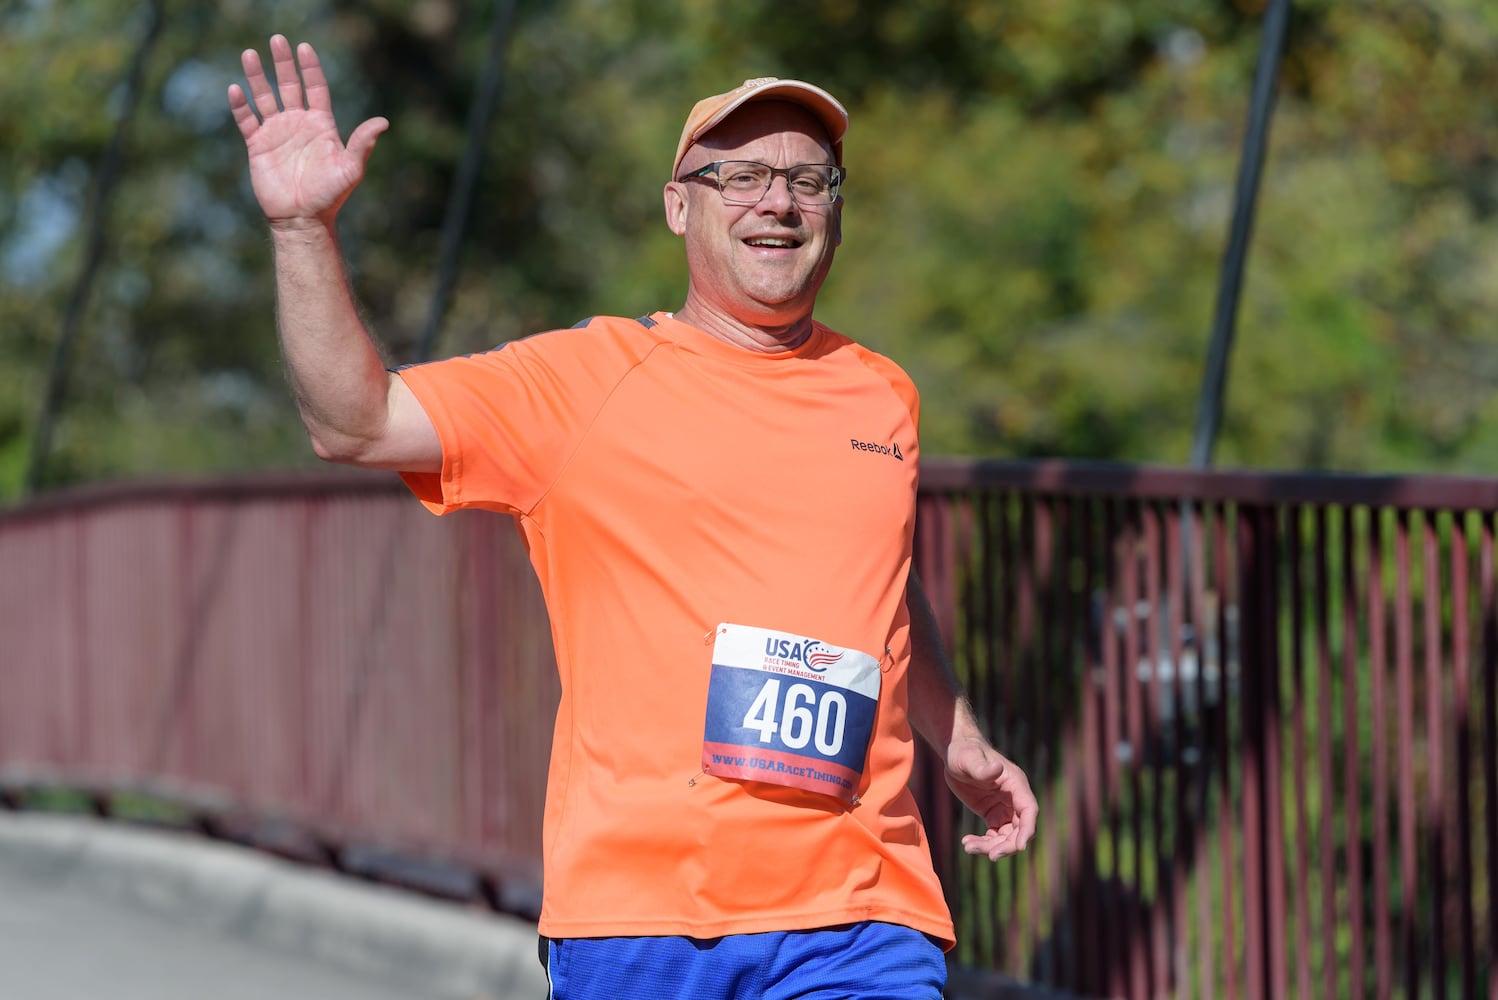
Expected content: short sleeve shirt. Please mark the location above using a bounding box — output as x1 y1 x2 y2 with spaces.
397 312 954 946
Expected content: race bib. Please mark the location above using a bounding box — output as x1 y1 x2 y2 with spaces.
701 623 881 804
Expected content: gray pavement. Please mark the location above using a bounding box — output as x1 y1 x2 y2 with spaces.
0 812 548 999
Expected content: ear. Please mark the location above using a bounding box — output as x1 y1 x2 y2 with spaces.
664 182 689 236
830 197 843 248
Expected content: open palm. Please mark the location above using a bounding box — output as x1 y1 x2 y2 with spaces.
227 35 387 227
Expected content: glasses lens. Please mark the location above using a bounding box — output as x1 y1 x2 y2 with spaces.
714 161 841 205
786 165 838 204
717 162 772 203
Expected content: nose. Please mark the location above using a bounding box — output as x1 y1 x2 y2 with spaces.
755 174 799 216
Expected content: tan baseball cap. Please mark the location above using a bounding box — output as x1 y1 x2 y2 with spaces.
672 77 848 179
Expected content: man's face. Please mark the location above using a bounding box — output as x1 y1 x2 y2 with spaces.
665 102 842 329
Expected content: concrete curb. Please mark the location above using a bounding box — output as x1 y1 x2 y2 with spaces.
0 812 548 1000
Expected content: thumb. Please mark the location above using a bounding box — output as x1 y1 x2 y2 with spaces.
347 116 389 166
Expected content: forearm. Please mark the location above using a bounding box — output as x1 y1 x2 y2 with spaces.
271 222 395 462
905 571 986 752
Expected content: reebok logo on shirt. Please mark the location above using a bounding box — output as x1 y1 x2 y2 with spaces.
850 438 904 461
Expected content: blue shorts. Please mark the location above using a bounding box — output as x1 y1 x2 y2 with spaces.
541 921 946 1000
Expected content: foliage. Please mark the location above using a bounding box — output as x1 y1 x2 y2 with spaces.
3 0 1498 498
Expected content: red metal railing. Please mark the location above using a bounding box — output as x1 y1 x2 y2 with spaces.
0 471 556 908
2 461 1495 997
915 460 1498 999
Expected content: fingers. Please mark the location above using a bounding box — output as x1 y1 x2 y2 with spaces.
236 35 320 123
271 34 304 112
999 770 1039 852
961 801 1036 860
1013 789 1039 846
226 84 259 140
961 829 1021 861
298 41 334 113
1006 802 1042 850
240 46 279 120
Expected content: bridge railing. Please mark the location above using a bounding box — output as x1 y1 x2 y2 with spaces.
914 459 1498 999
2 461 1495 998
0 470 555 911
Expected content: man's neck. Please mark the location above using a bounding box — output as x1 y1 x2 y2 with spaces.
672 300 814 354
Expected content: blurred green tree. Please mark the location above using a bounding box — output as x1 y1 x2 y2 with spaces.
3 0 1497 498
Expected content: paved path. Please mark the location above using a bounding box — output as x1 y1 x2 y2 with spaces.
0 870 426 1000
0 813 1080 1000
0 813 548 1000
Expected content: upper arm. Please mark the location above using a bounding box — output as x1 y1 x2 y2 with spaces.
336 372 442 472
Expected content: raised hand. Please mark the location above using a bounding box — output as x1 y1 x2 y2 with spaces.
945 736 1039 861
227 35 387 229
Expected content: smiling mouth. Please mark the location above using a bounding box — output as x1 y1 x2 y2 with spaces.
743 236 803 249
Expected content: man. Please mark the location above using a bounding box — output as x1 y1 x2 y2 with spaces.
229 35 1037 999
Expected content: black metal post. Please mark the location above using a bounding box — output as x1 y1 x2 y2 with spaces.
1189 0 1293 470
416 0 518 363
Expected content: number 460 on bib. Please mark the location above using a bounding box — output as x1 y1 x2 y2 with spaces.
741 677 848 755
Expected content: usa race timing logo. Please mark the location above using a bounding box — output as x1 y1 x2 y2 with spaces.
764 637 844 673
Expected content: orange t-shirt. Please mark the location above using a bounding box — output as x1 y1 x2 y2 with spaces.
398 312 954 946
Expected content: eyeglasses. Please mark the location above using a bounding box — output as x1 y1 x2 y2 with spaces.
677 160 845 206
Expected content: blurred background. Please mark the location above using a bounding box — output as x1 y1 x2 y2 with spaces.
6 0 1498 499
7 3 1498 996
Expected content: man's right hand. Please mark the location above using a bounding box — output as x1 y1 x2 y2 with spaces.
225 35 440 473
227 35 387 229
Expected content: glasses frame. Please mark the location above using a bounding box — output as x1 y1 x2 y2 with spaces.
677 159 846 207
